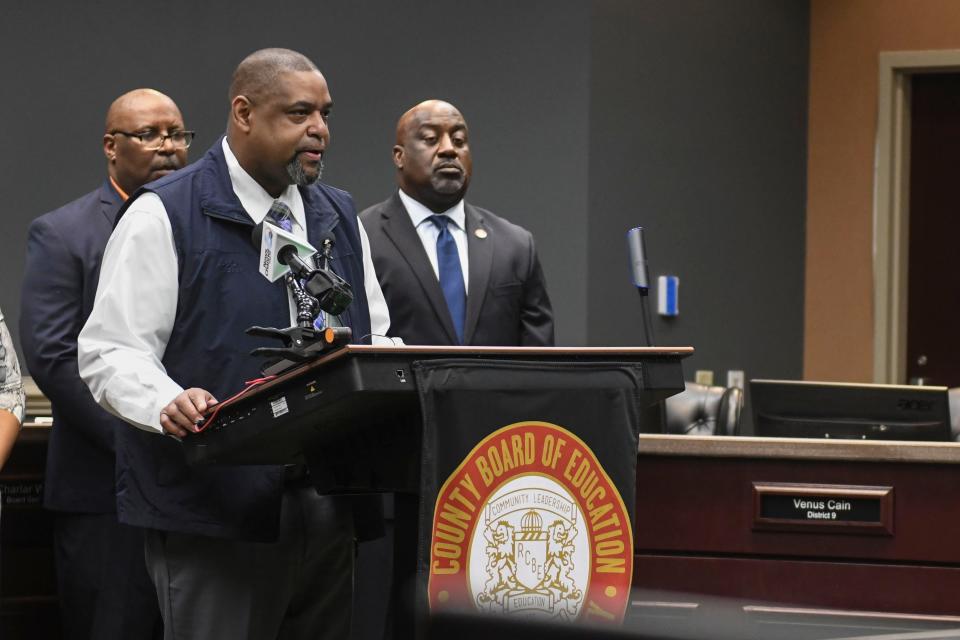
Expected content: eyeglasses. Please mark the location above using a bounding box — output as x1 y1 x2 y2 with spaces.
111 130 196 150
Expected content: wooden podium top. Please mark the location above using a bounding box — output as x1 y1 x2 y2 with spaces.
309 344 692 363
638 433 960 464
243 344 693 396
338 345 694 353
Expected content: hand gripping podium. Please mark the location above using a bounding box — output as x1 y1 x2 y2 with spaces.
183 345 690 632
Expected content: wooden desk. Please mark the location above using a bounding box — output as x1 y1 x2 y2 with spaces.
632 435 960 635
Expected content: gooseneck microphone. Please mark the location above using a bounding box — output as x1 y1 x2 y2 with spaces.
626 227 650 292
626 227 654 346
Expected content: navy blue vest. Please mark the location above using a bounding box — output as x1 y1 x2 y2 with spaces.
113 139 371 540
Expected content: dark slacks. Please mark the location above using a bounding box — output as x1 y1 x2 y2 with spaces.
144 488 354 640
53 512 163 640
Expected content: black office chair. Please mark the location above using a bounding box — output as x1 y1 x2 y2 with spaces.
664 381 743 436
949 388 960 442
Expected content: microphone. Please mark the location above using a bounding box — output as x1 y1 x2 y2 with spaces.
277 245 314 280
252 222 353 316
626 226 654 347
626 227 650 292
304 233 353 316
253 221 317 282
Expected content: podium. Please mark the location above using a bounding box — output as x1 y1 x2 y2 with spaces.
184 345 690 631
184 345 689 485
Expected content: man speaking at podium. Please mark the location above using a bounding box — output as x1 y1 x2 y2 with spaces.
360 99 554 347
78 48 391 640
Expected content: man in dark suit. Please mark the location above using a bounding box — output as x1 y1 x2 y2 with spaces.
360 99 554 346
19 88 189 639
357 100 554 640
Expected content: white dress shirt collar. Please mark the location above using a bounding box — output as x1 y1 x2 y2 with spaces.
222 138 306 231
397 188 465 232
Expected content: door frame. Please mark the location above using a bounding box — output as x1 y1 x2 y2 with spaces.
874 50 960 383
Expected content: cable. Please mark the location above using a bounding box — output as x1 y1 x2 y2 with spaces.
195 375 277 433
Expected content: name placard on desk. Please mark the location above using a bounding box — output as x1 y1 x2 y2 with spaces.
0 475 44 508
752 482 893 535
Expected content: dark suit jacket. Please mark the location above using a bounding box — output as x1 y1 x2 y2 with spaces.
360 193 554 346
20 180 126 513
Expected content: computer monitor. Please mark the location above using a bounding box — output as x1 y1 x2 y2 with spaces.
749 379 953 442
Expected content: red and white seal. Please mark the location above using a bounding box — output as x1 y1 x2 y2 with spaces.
428 421 632 624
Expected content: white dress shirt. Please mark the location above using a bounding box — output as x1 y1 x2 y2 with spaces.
397 189 469 291
78 138 393 433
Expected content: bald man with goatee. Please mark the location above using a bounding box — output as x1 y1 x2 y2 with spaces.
20 88 191 640
361 99 554 347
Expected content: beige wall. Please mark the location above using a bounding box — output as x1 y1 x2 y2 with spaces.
806 0 960 381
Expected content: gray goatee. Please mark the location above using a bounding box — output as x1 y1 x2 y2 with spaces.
287 155 323 186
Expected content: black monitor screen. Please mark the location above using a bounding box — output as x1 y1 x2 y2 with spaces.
749 379 952 442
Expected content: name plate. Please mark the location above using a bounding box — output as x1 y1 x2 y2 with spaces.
0 475 44 508
753 482 893 535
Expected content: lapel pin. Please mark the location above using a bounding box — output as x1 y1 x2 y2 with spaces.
475 228 488 239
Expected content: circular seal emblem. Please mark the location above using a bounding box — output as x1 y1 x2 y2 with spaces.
428 421 632 624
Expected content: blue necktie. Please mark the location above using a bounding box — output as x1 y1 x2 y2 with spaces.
267 200 324 329
428 215 466 344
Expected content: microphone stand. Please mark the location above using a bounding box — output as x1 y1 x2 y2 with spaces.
627 226 663 434
627 227 655 347
289 273 321 329
636 287 655 347
633 288 663 432
246 272 351 377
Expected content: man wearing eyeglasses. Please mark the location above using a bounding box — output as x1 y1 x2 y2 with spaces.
19 88 190 640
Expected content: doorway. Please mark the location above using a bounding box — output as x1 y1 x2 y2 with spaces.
906 72 960 386
874 50 960 385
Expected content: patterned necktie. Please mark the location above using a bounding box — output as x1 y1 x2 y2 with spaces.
267 200 324 329
267 200 294 232
428 215 466 344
